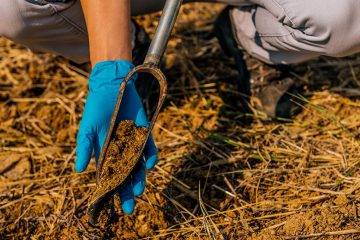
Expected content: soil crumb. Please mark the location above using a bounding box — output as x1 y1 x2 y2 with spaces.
91 120 148 204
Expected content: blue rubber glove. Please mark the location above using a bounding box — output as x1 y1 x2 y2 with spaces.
75 60 158 215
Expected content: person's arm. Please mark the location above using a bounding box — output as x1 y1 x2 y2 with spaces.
76 1 158 216
80 0 132 66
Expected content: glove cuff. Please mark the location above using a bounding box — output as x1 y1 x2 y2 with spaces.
89 60 136 92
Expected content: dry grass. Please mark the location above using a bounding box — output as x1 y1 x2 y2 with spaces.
1 3 360 240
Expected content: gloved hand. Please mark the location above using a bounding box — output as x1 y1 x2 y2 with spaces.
75 60 158 214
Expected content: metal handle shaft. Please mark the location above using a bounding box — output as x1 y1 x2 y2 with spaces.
144 0 183 66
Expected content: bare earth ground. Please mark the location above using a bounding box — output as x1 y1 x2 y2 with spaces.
1 3 360 240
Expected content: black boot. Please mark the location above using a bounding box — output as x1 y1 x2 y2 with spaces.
131 19 151 66
131 20 160 118
214 6 251 113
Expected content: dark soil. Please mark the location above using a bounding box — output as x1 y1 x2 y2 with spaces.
90 120 148 219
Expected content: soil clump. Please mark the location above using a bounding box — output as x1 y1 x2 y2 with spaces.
91 120 148 205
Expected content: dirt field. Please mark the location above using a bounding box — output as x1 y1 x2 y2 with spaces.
1 3 360 240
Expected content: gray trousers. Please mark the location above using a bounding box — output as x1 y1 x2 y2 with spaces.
1 0 359 64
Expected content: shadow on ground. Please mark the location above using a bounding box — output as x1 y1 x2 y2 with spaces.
152 14 360 237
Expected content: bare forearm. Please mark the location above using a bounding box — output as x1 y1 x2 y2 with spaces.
80 0 132 66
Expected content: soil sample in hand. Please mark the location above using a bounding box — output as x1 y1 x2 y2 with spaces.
91 120 148 203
